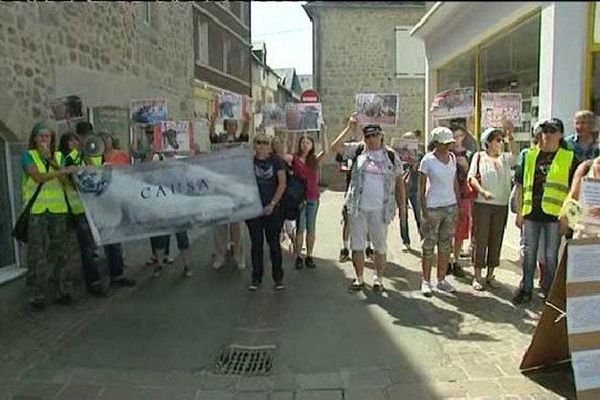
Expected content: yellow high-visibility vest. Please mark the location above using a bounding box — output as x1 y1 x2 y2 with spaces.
63 149 85 215
21 150 68 214
522 147 574 217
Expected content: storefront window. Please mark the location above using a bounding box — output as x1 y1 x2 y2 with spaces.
435 50 477 136
591 53 600 116
479 14 541 147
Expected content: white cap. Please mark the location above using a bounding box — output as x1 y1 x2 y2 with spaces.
429 127 455 145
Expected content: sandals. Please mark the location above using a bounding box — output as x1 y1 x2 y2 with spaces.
486 267 496 288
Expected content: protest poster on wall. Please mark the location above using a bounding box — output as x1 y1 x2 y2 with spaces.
430 87 474 120
193 118 211 153
216 92 244 120
90 106 130 152
285 103 322 131
480 92 522 129
261 103 286 128
130 123 155 163
130 98 168 124
73 147 264 245
355 93 399 125
153 121 194 154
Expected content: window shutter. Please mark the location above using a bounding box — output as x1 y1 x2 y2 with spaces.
395 26 426 79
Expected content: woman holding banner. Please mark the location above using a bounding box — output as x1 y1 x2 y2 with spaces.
247 133 287 290
209 111 250 270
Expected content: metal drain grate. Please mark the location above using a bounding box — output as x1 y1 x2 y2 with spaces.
214 345 275 376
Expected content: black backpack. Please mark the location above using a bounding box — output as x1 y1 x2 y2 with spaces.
351 144 396 170
281 162 307 221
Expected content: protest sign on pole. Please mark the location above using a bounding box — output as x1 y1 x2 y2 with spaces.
430 87 474 120
355 93 399 125
480 92 522 129
153 120 194 154
73 147 264 245
285 103 322 131
261 103 286 128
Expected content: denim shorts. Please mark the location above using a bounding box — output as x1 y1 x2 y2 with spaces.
296 200 319 234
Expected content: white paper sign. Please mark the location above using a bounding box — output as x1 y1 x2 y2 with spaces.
567 243 600 283
572 349 600 391
567 295 600 334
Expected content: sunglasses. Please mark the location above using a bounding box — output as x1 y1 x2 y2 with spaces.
254 140 270 145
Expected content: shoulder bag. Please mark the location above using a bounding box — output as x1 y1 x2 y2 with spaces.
12 183 44 243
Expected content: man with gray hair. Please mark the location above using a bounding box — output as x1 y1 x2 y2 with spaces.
565 110 599 162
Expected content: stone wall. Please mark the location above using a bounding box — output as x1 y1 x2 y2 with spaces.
0 2 195 142
311 4 426 186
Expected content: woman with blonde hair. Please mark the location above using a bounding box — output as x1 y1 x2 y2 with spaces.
247 133 287 290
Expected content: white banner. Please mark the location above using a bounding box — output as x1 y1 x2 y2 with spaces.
73 148 263 245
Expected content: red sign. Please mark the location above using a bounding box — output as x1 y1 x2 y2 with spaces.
301 89 320 103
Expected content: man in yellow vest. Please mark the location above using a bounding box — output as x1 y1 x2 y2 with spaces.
513 118 578 305
21 122 78 310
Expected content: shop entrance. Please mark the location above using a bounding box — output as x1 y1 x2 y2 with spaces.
0 133 16 269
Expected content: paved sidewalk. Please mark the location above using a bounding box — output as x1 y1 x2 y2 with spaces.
0 191 574 400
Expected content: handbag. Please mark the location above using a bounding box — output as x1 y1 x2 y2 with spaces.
465 151 482 199
12 183 44 243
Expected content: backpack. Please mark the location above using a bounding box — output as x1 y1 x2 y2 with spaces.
281 161 307 221
351 144 396 170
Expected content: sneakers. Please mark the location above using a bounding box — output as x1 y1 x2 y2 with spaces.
512 290 532 305
249 281 260 291
295 257 304 270
365 246 374 261
436 279 456 293
164 256 175 265
212 256 225 270
183 265 193 278
235 257 247 270
349 279 365 291
402 244 411 253
305 257 316 269
373 275 383 291
339 248 350 262
421 280 433 297
274 282 285 291
153 266 163 277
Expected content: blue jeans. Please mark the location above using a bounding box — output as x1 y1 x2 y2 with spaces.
520 220 560 294
400 192 421 246
297 200 319 234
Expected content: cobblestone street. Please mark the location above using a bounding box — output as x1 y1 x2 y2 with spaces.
0 190 575 400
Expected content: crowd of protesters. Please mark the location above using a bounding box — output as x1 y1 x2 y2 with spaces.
18 106 599 311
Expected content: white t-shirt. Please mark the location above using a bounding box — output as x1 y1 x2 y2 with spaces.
468 151 515 206
419 152 457 208
358 149 387 211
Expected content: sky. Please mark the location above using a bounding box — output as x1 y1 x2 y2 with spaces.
251 1 313 75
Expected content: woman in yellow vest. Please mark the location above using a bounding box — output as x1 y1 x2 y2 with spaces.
21 122 78 310
513 118 578 305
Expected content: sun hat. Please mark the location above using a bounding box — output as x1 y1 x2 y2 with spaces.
362 124 383 135
430 126 455 144
480 127 504 149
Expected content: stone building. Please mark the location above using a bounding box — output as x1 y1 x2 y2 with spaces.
0 2 251 276
250 42 282 134
303 1 426 185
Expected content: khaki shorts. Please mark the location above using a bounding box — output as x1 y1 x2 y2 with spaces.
350 210 389 254
420 205 458 260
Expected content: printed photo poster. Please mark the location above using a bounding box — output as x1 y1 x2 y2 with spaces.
130 98 168 124
90 106 130 152
49 94 87 133
153 121 194 154
481 92 522 129
355 93 399 126
430 87 474 120
261 103 286 128
130 123 156 163
285 103 323 131
216 92 245 120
